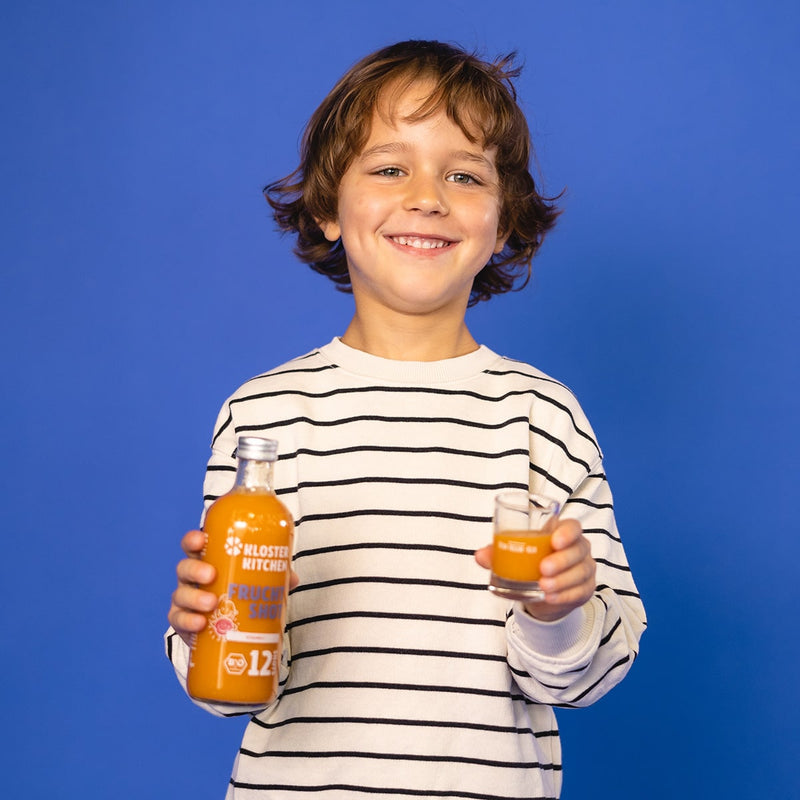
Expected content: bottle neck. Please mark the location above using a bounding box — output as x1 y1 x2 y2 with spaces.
233 458 276 493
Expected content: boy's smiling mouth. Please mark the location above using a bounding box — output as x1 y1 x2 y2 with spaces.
388 235 455 250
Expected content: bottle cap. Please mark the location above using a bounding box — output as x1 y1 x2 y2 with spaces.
236 436 278 461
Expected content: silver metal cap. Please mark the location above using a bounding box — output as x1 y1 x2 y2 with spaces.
236 436 278 462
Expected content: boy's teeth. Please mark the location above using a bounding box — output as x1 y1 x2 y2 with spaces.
393 236 449 249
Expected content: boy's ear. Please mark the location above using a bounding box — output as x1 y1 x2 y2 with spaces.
493 230 509 255
318 218 341 243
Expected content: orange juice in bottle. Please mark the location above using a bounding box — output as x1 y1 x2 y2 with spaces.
187 436 294 705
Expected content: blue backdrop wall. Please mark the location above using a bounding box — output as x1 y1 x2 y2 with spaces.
2 2 798 798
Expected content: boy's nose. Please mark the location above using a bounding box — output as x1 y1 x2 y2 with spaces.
403 174 449 215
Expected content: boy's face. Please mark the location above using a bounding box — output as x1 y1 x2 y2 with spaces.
320 84 507 322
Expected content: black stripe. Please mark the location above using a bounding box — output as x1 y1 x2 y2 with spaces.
296 350 325 361
231 780 557 800
595 556 632 573
583 527 622 543
252 714 546 736
295 508 492 526
280 679 533 702
282 444 530 460
246 362 337 381
529 463 572 495
231 383 568 407
286 610 504 631
565 654 631 705
294 541 478 560
529 424 592 472
597 583 641 599
599 617 622 648
289 645 507 665
288 476 526 492
563 496 613 510
211 407 233 447
484 366 565 389
236 414 529 433
535 678 572 692
291 575 488 594
239 747 560 771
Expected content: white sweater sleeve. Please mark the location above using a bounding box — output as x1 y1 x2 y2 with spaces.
507 447 647 707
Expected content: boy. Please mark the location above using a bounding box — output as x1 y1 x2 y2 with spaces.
167 40 646 800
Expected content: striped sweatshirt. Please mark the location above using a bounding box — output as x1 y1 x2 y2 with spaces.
166 337 646 800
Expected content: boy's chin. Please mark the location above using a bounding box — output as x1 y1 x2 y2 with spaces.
383 291 470 318
372 279 474 315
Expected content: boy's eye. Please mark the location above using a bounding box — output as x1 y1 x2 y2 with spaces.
374 167 404 178
447 172 481 185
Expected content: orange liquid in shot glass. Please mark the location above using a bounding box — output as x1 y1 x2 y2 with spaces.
492 530 554 582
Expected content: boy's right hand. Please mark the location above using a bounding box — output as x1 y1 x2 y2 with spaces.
168 529 301 648
168 530 217 647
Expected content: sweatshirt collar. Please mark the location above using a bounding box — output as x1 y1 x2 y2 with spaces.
320 337 500 385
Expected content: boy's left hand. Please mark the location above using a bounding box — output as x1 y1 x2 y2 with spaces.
474 519 596 622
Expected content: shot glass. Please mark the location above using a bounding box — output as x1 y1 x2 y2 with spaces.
488 491 561 601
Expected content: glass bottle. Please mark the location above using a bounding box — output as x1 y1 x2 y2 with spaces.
187 436 294 705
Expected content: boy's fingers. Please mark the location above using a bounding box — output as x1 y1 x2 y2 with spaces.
542 541 590 574
181 529 206 557
168 606 208 638
550 519 583 550
539 557 596 595
540 522 591 578
474 545 492 570
542 581 594 609
176 557 216 586
172 584 218 613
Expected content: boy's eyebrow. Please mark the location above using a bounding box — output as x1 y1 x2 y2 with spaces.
358 142 496 172
357 142 409 160
451 150 497 172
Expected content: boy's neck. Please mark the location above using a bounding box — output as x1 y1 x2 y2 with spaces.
341 314 479 362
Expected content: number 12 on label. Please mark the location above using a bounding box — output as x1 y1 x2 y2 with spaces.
248 649 274 676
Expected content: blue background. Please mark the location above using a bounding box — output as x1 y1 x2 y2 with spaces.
2 2 798 797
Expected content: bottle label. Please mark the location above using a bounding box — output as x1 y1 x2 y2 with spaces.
223 536 290 571
209 594 240 641
208 583 287 642
225 631 281 644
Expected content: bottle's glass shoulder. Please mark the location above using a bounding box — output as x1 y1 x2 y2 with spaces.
205 488 294 532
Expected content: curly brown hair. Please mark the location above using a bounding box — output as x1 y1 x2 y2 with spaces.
264 40 560 306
